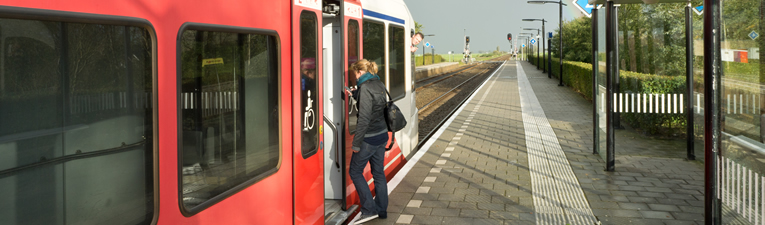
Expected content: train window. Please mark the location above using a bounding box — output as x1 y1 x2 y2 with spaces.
388 25 406 99
363 20 386 85
299 11 319 159
347 19 359 133
179 27 280 212
0 19 154 224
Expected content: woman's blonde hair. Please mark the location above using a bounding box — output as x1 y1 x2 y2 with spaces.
349 59 378 75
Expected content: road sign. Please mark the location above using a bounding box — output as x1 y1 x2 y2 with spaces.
548 32 553 38
431 45 435 49
573 0 594 18
424 42 431 48
750 31 759 40
530 38 536 45
693 5 703 15
522 44 526 47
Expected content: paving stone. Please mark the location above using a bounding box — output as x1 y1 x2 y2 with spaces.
409 215 443 224
647 204 681 212
395 214 413 224
618 202 648 210
448 201 477 209
430 208 461 217
459 209 489 218
640 210 674 219
401 207 431 216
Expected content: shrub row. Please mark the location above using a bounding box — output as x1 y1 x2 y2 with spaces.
415 54 445 66
527 54 687 135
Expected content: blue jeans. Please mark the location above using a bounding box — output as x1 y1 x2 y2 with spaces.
349 141 388 217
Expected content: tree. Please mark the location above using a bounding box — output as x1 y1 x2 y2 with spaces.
415 21 423 34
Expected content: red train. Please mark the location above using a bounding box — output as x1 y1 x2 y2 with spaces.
0 0 419 224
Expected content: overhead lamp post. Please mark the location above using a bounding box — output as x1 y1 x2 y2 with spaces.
523 18 548 75
528 0 567 86
519 33 534 62
421 34 435 65
523 27 542 71
518 35 528 61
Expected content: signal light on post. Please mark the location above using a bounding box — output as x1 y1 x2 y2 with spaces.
507 33 512 41
466 36 470 44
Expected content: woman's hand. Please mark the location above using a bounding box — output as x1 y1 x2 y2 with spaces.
352 149 359 153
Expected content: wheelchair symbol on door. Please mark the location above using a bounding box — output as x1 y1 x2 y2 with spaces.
304 90 315 131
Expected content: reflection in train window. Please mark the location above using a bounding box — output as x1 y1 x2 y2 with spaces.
363 20 386 85
300 11 319 159
179 28 280 212
388 25 405 99
0 19 154 224
348 19 359 133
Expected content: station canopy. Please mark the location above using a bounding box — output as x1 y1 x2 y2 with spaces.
588 0 688 4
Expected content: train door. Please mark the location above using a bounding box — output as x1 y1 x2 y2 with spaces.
292 0 324 224
343 1 363 210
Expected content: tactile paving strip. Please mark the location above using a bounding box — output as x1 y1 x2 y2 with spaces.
516 61 598 225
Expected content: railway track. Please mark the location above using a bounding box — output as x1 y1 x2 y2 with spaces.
415 54 511 147
414 64 480 91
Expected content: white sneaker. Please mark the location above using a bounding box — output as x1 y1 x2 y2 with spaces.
355 214 379 224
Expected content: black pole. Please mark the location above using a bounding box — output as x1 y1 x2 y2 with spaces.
548 39 552 79
703 0 721 223
606 0 615 172
422 44 425 65
686 4 695 160
537 30 540 69
614 5 622 129
558 0 564 87
592 7 599 155
542 21 546 73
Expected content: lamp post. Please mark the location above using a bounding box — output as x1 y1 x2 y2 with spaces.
527 0 567 86
523 18 548 75
420 34 436 65
523 27 542 71
519 37 526 61
519 33 534 62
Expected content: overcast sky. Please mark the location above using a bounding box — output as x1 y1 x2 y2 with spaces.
404 0 586 54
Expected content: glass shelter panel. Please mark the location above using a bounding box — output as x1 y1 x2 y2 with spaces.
179 29 280 212
0 19 154 224
717 0 764 223
596 7 608 162
615 4 688 159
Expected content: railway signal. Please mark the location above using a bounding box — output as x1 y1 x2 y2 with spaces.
465 36 470 44
507 33 512 42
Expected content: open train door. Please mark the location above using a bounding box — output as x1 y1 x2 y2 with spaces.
320 1 364 222
292 0 324 224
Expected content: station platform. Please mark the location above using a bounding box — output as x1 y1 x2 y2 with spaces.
414 62 461 81
365 60 705 225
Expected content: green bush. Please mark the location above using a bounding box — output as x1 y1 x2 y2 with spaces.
528 54 687 135
415 54 445 66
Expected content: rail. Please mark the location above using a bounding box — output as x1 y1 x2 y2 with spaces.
323 116 341 169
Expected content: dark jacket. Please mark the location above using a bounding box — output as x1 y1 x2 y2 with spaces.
352 73 388 151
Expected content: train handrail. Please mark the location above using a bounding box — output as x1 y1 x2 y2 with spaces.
323 116 341 169
0 140 145 179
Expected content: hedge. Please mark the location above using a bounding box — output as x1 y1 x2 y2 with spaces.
415 54 445 66
527 54 687 135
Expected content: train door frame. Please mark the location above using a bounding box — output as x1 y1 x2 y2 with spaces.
320 0 345 212
292 1 324 224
